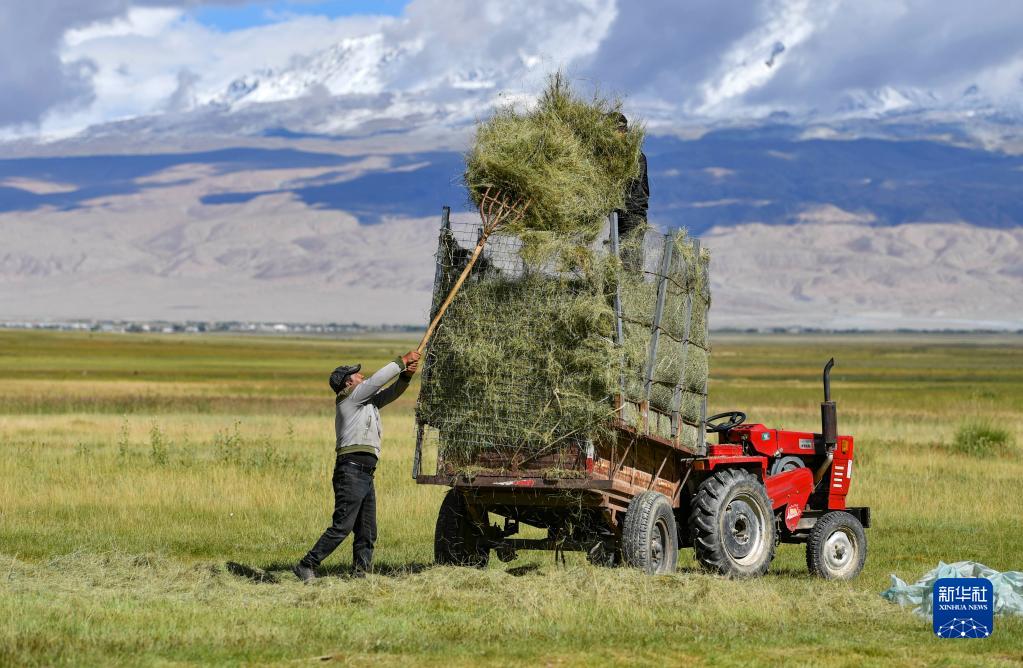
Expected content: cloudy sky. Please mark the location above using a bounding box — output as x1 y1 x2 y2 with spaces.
2 0 1023 138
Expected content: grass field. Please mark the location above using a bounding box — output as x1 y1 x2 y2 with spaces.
2 329 1022 666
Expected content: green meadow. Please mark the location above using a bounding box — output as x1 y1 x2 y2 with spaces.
1 329 1022 666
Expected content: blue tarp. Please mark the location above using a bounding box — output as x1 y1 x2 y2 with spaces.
881 561 1023 617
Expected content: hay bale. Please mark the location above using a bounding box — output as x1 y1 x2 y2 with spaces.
648 344 708 393
464 72 644 241
619 230 709 340
418 273 618 465
617 228 710 415
678 421 701 451
647 384 704 424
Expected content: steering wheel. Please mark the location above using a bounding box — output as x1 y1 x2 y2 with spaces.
705 411 747 433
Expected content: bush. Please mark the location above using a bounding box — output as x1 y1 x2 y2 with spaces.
214 421 243 465
950 420 1014 456
149 422 168 465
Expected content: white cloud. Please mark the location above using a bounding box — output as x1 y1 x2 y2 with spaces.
36 10 393 137
585 0 1023 122
64 6 182 46
25 0 617 139
739 0 1023 117
695 0 819 115
4 0 1023 139
0 0 261 130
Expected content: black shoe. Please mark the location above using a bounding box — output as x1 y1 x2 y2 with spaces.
292 563 316 582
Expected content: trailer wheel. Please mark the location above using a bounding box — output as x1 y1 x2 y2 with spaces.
622 491 678 574
434 489 489 568
806 511 867 580
690 468 776 578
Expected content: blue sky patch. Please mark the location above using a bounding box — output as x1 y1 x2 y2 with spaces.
192 0 408 32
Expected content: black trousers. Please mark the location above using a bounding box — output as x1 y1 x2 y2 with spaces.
617 213 647 273
301 454 377 571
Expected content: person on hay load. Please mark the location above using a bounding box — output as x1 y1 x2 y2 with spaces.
293 350 420 582
609 111 649 272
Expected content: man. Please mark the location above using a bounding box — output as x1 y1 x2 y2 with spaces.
293 349 421 581
610 111 649 271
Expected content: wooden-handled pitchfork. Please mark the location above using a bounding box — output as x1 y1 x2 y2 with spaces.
415 188 530 355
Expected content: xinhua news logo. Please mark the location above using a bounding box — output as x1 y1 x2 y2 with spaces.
933 578 994 639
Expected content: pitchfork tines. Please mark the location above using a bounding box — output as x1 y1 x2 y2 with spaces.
477 187 530 237
415 188 531 356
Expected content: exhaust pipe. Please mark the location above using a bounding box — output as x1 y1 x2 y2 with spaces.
821 357 837 448
814 358 838 485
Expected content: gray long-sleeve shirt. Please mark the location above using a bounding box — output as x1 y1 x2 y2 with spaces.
335 356 411 458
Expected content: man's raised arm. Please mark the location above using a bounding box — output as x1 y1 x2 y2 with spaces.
372 351 420 408
346 351 420 406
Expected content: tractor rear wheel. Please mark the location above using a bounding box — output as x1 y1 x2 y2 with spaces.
806 511 867 580
690 468 776 577
622 491 678 574
434 489 489 567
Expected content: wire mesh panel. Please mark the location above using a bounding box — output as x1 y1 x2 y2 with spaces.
617 227 710 450
416 212 710 473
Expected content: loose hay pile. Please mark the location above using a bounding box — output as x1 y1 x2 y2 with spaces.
417 76 710 470
464 71 643 239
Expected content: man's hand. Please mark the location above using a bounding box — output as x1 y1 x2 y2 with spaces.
401 350 421 375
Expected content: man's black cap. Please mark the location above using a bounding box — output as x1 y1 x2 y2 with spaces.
329 364 361 393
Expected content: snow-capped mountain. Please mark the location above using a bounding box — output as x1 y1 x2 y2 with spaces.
209 34 411 108
191 18 1012 121
167 29 525 138
209 32 507 111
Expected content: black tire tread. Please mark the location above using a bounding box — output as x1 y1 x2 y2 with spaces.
622 491 678 574
805 510 867 580
434 489 489 568
689 468 776 577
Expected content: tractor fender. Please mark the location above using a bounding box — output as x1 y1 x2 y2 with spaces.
765 467 813 532
692 455 767 477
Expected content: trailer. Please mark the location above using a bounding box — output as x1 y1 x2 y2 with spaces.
413 209 870 579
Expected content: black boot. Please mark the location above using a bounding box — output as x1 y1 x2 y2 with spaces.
292 562 316 582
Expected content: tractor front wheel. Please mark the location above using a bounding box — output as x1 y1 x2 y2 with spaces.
806 511 867 580
434 489 490 567
690 468 776 577
622 491 678 574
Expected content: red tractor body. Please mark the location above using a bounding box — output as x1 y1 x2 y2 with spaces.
713 426 863 528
